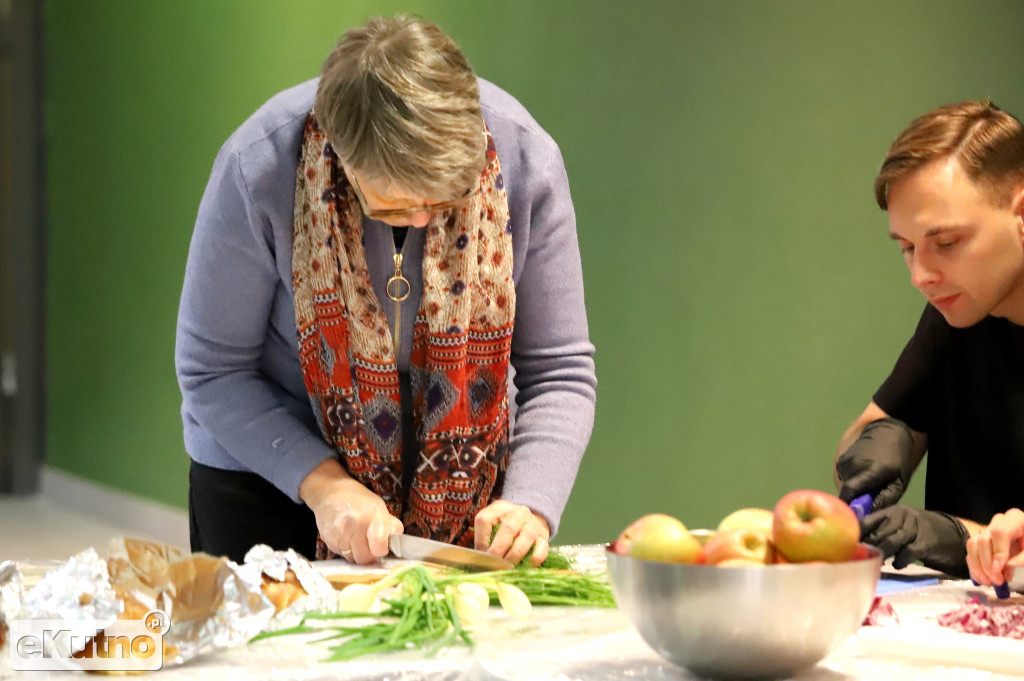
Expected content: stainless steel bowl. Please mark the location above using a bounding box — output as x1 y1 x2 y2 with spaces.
606 541 881 680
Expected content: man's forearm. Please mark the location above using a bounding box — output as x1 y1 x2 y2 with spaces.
959 516 985 539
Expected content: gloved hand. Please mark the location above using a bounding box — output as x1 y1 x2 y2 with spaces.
836 417 915 511
861 505 969 577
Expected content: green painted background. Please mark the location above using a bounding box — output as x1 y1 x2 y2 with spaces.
44 1 1024 542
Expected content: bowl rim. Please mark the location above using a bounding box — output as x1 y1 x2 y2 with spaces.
604 541 883 568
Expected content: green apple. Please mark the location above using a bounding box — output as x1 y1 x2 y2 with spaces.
716 507 775 535
772 489 860 563
614 513 701 564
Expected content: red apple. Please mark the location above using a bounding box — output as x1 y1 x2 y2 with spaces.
716 508 775 535
703 527 773 565
614 513 701 563
851 544 873 561
772 489 860 563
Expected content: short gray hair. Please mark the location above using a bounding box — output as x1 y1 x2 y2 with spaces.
315 15 486 200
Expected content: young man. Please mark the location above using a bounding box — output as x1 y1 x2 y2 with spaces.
833 101 1024 577
176 16 596 566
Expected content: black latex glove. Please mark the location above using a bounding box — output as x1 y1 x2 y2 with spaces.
860 505 969 577
835 417 915 511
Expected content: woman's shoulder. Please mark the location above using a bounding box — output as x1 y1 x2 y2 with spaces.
220 79 319 161
479 78 560 159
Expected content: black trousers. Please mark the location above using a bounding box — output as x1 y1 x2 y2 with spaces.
188 460 319 563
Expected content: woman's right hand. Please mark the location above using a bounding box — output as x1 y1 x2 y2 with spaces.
299 459 403 564
966 508 1024 589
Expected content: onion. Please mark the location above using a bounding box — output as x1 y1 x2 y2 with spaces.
937 598 1024 640
496 582 532 619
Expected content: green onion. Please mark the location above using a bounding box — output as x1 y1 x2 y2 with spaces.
439 568 616 608
251 559 616 662
488 523 573 570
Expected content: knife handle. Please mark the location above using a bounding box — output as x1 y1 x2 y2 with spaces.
849 493 874 521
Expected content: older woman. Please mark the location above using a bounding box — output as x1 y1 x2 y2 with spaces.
176 16 595 566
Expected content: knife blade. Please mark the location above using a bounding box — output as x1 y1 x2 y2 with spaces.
388 533 514 572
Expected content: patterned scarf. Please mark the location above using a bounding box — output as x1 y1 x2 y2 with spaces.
292 112 515 556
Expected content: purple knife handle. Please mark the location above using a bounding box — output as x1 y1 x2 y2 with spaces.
850 493 874 521
994 582 1011 599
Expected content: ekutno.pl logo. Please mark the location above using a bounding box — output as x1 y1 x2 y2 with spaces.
9 609 170 672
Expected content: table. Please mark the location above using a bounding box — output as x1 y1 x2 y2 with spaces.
4 550 1024 680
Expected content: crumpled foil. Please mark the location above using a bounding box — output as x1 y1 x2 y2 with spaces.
0 561 24 679
240 544 340 629
0 560 23 627
556 544 611 577
1 549 122 673
21 548 121 640
156 553 276 665
2 539 278 671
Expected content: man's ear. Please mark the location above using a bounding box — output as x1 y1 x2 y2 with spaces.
1013 185 1024 239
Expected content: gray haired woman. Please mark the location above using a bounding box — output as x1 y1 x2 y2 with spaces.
176 15 595 566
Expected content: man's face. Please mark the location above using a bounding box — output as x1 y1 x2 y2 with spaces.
887 159 1024 327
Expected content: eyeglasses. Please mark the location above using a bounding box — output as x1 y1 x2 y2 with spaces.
346 170 472 221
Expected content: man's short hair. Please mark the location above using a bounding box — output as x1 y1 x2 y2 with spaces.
875 100 1024 210
315 15 485 201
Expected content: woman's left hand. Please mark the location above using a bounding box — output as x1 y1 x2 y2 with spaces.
475 500 550 567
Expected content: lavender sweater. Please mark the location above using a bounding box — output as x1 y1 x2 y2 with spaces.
175 78 596 537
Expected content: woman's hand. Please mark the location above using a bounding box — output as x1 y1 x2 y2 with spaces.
474 500 550 567
966 508 1024 588
299 459 403 564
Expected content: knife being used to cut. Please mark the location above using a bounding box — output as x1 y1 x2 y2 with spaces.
388 533 514 572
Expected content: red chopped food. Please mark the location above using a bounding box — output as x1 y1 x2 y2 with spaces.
937 598 1024 640
862 596 900 627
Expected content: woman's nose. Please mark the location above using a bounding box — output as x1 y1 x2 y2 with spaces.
407 211 432 228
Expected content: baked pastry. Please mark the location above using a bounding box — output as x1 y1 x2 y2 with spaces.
261 570 308 613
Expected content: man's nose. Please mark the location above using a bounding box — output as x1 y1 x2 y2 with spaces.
909 254 940 290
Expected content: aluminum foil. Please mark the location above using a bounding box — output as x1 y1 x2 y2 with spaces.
0 561 24 679
556 544 610 577
6 548 121 673
21 548 120 634
0 560 23 626
2 540 279 671
240 544 341 629
158 555 275 665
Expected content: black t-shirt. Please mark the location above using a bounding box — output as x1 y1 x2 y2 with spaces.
874 304 1024 523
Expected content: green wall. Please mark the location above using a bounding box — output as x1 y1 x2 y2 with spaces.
45 1 1024 542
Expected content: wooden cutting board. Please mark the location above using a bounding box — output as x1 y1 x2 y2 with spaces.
319 563 449 590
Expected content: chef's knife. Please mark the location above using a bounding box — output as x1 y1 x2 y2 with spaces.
388 533 514 572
